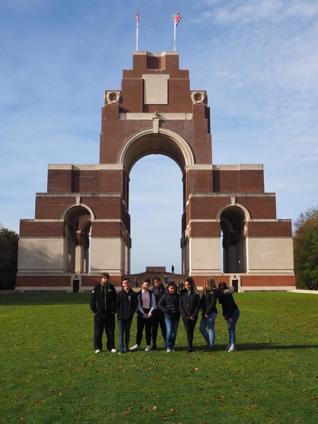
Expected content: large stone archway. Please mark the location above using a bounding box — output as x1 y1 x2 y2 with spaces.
17 51 295 291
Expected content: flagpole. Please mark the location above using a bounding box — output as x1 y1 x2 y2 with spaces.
136 13 139 51
173 18 176 51
136 24 139 51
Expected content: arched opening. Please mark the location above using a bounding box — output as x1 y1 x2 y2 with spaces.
119 129 194 173
129 154 183 273
220 206 247 273
119 129 192 275
63 206 92 273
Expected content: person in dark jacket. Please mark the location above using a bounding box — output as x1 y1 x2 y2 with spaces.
90 272 117 354
218 281 240 352
117 277 137 353
151 277 166 349
179 277 200 352
130 279 157 352
158 281 180 353
199 279 218 350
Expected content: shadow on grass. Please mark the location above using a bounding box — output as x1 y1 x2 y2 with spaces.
128 344 318 353
236 343 318 351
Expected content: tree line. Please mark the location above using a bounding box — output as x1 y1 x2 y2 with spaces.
0 225 18 290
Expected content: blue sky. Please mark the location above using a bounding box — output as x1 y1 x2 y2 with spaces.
1 0 318 273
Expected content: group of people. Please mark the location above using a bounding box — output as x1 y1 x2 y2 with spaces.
90 272 240 354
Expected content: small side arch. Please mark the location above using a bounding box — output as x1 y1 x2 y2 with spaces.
216 202 250 222
62 204 93 273
218 204 248 273
61 203 95 221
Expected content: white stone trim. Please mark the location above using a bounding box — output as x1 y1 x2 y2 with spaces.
36 193 121 198
246 270 295 274
48 164 124 171
213 164 263 171
289 289 318 295
187 193 275 199
185 164 213 171
48 164 73 170
241 286 295 292
134 51 178 57
120 113 193 120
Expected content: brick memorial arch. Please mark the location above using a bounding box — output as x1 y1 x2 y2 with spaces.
17 51 295 291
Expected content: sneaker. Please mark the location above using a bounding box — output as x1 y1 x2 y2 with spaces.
129 344 139 351
95 349 101 354
228 344 236 352
145 345 151 352
166 348 172 353
110 348 117 353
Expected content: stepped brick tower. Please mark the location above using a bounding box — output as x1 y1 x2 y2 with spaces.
17 51 295 291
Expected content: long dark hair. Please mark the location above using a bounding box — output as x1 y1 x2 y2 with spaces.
184 277 198 294
204 278 216 293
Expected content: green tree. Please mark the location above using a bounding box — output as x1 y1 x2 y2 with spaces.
0 225 19 290
294 207 318 289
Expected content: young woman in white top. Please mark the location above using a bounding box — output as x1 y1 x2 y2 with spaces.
130 279 157 352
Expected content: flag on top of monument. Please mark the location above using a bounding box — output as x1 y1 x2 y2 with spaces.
136 13 140 26
174 12 182 26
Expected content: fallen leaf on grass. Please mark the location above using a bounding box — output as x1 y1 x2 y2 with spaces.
152 405 157 411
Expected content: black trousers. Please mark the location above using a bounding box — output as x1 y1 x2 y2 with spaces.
118 317 133 352
152 311 166 346
136 312 152 346
182 317 198 349
94 312 115 351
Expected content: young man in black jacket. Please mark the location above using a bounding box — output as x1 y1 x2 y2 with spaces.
151 277 166 349
117 277 137 353
90 272 117 354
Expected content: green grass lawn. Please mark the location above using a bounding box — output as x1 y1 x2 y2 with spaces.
0 292 317 424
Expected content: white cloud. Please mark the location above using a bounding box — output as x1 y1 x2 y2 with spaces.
200 0 318 24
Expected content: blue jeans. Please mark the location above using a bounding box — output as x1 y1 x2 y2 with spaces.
199 312 217 347
226 309 240 346
165 317 179 349
118 317 133 352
